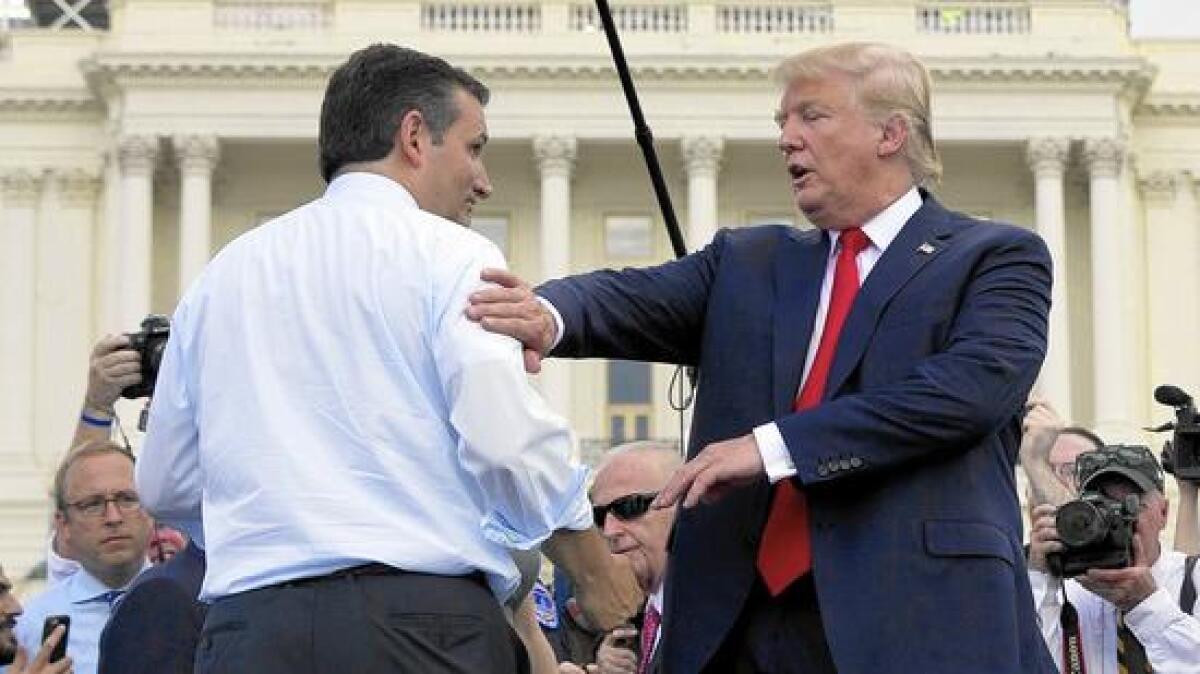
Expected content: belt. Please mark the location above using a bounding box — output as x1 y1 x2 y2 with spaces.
272 563 488 591
274 562 404 589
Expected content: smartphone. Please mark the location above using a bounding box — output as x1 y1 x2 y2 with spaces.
40 614 70 663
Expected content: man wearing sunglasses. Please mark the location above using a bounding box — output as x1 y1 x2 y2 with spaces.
1028 445 1200 673
561 442 681 674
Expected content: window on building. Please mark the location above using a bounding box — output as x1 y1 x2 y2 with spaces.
605 215 653 258
470 215 509 254
607 359 652 444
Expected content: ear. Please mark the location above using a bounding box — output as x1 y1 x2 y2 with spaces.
395 109 428 168
877 113 908 159
53 511 69 544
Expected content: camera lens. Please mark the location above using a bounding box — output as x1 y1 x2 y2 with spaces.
1055 500 1107 548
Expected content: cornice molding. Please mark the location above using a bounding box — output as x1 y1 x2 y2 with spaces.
0 90 103 116
1137 94 1200 118
78 53 1156 91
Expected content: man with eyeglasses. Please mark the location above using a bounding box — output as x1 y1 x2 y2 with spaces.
562 442 681 674
1028 445 1200 673
1020 399 1106 509
13 441 152 674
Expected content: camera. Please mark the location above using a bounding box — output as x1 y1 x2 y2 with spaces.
121 314 170 399
1149 385 1200 481
1045 490 1139 578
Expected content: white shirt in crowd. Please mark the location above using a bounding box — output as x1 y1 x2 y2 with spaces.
1029 549 1200 673
138 172 592 602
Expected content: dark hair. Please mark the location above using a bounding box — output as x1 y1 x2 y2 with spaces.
1060 426 1106 452
318 44 490 183
53 440 136 514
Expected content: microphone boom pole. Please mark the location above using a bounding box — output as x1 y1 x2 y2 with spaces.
593 0 688 259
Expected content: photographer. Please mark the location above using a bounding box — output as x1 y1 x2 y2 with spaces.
1028 445 1200 673
70 335 143 449
1019 398 1105 509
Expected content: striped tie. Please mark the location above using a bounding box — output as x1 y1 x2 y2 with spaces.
1116 612 1153 674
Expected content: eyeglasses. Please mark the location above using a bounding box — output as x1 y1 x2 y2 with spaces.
66 491 142 519
1051 461 1077 484
592 492 658 528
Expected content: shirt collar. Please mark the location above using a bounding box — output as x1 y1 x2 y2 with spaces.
648 583 664 614
828 186 921 255
67 560 151 604
324 172 419 213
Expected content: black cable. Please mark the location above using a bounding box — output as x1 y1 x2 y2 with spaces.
593 0 686 259
593 0 697 452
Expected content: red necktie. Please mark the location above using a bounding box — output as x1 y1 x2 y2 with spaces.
757 228 871 596
637 604 661 674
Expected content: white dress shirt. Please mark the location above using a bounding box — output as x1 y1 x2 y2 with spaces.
14 564 148 674
138 172 592 602
45 534 80 587
753 187 921 481
1029 549 1200 673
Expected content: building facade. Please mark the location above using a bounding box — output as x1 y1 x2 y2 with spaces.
1 0 1198 581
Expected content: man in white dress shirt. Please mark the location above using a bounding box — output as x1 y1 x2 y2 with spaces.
138 44 633 673
1028 445 1200 673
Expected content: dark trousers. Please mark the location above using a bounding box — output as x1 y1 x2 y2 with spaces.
194 565 528 674
706 575 838 674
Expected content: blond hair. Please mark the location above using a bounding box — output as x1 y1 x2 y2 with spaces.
776 42 942 186
53 440 135 513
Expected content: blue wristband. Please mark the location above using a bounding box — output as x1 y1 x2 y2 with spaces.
80 411 113 428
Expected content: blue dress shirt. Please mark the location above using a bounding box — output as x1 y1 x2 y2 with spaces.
138 172 592 602
13 565 147 674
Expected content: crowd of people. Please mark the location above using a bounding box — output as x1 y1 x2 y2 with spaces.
1 40 1199 674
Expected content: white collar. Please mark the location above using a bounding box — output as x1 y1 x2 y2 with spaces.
828 186 921 254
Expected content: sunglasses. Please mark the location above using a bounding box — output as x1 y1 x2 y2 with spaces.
592 492 658 528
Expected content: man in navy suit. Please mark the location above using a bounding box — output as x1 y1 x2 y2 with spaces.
97 540 206 674
469 42 1056 673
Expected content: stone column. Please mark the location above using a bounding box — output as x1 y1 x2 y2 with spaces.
0 169 41 459
1026 137 1072 420
1143 170 1200 401
96 147 123 334
533 135 577 418
174 135 219 295
117 135 159 328
1084 138 1134 440
34 169 100 463
681 135 723 251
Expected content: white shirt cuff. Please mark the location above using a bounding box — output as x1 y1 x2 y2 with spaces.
536 296 565 350
1124 587 1176 639
754 422 796 483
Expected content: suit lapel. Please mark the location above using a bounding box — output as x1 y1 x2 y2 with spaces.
823 195 956 399
772 227 829 417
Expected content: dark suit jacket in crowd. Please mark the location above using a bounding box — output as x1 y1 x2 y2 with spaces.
98 541 207 674
538 194 1058 674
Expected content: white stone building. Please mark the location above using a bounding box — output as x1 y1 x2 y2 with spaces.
1 0 1198 582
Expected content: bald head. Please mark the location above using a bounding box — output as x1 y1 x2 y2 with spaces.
595 441 682 490
591 441 682 593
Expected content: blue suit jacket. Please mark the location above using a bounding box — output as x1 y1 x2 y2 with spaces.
539 195 1057 674
98 542 207 674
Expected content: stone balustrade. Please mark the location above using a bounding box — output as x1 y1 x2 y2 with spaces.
916 2 1031 35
